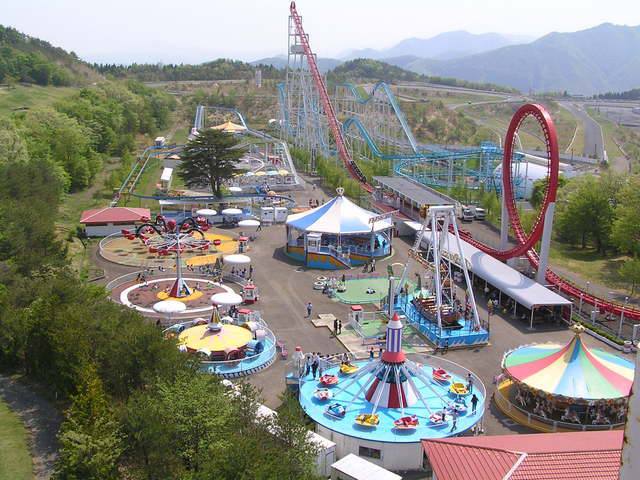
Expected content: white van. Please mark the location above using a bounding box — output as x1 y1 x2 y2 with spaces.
459 207 474 223
474 207 486 220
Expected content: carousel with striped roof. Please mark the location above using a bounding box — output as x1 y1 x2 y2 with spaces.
495 324 635 430
297 308 486 470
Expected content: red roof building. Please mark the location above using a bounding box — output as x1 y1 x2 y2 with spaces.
80 207 151 225
422 431 622 480
80 207 151 237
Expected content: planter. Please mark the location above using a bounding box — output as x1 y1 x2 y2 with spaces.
581 326 624 351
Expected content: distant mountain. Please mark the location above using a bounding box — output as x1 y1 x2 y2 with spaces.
250 55 343 73
402 23 640 95
0 24 99 85
345 31 529 61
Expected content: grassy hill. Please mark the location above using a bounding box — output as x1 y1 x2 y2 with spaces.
403 23 640 95
0 24 99 86
327 58 517 93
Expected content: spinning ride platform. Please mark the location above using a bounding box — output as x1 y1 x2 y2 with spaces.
178 324 253 353
298 313 485 444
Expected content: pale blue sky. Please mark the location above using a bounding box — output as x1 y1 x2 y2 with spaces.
4 0 640 63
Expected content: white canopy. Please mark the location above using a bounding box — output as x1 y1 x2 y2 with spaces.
153 300 187 314
238 219 261 227
196 208 217 216
211 292 243 306
286 190 392 234
406 221 572 309
229 186 242 192
221 208 243 215
223 254 251 265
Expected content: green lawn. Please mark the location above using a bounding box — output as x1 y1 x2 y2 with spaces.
336 277 390 304
0 400 33 480
549 242 630 291
0 85 77 117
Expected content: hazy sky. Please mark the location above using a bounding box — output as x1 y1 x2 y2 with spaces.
4 0 640 64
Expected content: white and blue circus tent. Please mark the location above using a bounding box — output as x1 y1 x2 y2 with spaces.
286 191 392 234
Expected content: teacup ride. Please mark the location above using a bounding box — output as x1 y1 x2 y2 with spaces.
449 382 470 397
319 374 339 387
429 411 449 427
393 414 419 430
432 367 451 384
314 388 333 401
446 401 468 415
355 413 379 428
340 363 359 375
325 402 346 418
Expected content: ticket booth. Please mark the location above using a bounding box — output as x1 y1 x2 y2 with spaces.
260 206 275 223
306 232 322 253
237 308 252 324
242 281 259 304
350 305 363 324
274 206 288 223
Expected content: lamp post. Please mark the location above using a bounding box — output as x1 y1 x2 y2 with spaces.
618 296 629 339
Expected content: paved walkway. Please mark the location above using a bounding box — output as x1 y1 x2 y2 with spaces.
0 375 61 479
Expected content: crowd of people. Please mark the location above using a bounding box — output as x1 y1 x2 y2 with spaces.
513 386 627 425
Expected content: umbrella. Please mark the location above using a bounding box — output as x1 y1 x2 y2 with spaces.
238 219 261 228
223 254 251 265
211 292 243 306
196 208 217 216
153 300 187 315
221 208 242 216
229 186 242 193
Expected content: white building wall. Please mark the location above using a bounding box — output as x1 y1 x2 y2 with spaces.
85 223 138 237
317 425 423 471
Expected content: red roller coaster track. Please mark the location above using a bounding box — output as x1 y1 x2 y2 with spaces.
288 2 640 324
289 2 372 193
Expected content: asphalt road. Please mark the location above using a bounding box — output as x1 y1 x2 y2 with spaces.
559 101 604 159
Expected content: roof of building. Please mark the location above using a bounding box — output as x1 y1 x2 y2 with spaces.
286 191 392 234
502 328 634 400
161 167 173 182
373 176 456 207
211 120 247 133
331 454 401 480
80 207 151 225
405 221 571 309
423 431 623 480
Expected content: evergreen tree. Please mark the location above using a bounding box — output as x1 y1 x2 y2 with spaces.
178 129 245 198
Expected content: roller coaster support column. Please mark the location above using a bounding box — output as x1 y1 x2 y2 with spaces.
535 202 556 284
500 193 509 250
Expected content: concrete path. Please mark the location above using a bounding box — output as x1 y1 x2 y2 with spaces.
0 375 61 480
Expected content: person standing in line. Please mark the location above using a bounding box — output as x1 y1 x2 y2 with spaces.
306 302 313 318
450 408 458 432
311 353 319 379
304 354 311 377
471 394 479 414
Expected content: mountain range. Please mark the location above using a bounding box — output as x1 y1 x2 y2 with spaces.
343 31 533 61
254 24 640 95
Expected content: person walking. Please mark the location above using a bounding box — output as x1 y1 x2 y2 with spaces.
450 408 458 432
318 355 325 378
467 373 474 393
256 223 262 232
442 338 449 354
311 353 319 379
471 394 479 414
371 258 376 272
369 347 374 361
333 318 339 336
337 319 342 335
306 302 313 318
249 265 254 278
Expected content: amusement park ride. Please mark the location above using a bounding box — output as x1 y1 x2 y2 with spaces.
281 1 640 324
123 215 211 298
